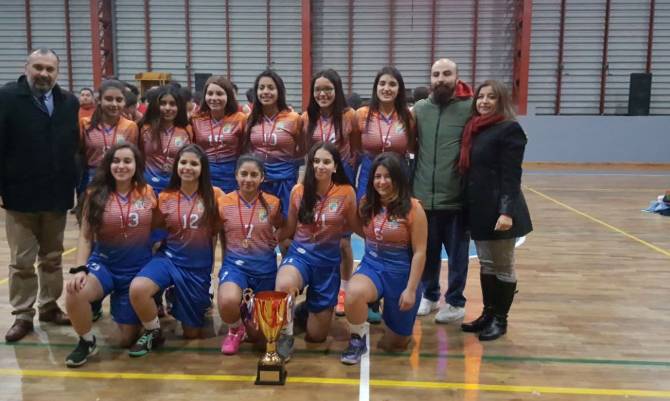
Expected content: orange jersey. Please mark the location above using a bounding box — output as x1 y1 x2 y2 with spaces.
362 198 423 272
140 125 192 175
78 105 95 122
157 187 224 268
91 184 157 269
191 111 247 163
80 116 139 168
219 191 282 274
302 108 358 167
249 110 303 163
289 183 356 264
356 106 412 157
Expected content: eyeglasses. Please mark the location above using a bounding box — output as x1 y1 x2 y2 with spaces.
314 87 334 94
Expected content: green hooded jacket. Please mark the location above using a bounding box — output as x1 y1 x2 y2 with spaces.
412 96 472 210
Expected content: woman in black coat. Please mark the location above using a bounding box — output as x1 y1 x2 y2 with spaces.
457 79 532 341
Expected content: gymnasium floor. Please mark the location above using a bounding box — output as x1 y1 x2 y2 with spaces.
0 165 668 401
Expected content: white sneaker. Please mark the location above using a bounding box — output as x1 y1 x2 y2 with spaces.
416 297 439 316
435 304 465 323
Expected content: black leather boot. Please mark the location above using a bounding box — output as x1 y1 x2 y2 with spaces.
479 280 516 341
461 274 496 332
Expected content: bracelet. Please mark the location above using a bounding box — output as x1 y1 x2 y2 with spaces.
69 265 89 275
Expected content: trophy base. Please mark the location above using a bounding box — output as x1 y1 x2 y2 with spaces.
255 363 287 385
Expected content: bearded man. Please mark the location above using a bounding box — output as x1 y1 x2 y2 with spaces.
412 58 474 324
0 48 78 341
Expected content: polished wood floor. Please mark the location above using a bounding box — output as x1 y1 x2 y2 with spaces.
0 165 669 401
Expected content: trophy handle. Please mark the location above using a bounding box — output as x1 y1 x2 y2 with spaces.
286 293 294 325
241 288 257 329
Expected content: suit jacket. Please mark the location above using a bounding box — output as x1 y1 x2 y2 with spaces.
465 120 532 240
0 75 79 212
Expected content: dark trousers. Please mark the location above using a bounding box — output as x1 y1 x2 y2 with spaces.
421 209 470 307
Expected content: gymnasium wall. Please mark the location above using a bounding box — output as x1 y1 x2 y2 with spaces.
520 115 670 163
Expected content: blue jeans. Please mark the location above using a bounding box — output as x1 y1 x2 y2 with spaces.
421 210 469 307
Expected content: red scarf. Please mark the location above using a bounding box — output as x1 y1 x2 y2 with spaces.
458 113 505 174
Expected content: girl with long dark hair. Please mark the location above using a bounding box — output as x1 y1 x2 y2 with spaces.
303 69 360 316
79 80 140 320
138 85 192 193
191 75 247 193
80 80 139 194
64 143 156 367
355 66 415 201
340 152 427 365
245 69 303 218
128 144 224 356
274 142 361 361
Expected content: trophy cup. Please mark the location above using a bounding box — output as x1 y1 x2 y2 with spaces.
252 290 291 385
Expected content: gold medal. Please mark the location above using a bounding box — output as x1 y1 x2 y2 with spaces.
242 238 250 248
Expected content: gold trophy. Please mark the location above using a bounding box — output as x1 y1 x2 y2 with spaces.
252 290 291 385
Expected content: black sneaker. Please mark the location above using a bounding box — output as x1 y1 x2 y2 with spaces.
65 336 98 368
341 334 367 365
128 328 164 357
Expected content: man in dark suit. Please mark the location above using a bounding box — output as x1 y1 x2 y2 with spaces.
0 48 79 341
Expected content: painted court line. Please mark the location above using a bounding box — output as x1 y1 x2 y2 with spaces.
6 341 670 368
524 186 670 258
359 324 370 401
0 368 668 398
63 247 77 256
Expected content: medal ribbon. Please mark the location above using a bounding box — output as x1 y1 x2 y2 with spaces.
102 123 119 150
373 209 389 240
177 191 200 235
318 116 333 143
114 191 133 237
312 183 335 237
376 111 396 152
237 191 259 240
261 114 279 145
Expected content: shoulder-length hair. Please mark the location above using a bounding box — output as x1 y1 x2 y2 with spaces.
85 142 147 235
138 85 189 150
87 80 127 134
244 69 289 143
298 141 352 225
472 79 516 120
196 75 239 117
366 66 412 136
165 144 218 232
360 152 412 225
306 69 350 149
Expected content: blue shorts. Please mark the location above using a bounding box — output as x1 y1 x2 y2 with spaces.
342 162 356 187
136 255 212 328
144 170 170 194
218 263 276 293
88 261 140 325
279 253 340 313
210 160 238 194
354 258 422 336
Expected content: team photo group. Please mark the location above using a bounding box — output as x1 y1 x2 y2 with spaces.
0 48 532 371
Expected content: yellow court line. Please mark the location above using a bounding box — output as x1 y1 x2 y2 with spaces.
63 247 77 257
525 186 670 258
0 247 77 285
0 368 668 398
